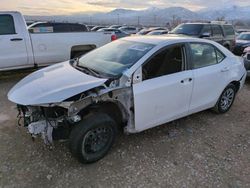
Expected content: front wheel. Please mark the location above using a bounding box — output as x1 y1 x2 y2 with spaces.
69 113 117 164
213 84 236 113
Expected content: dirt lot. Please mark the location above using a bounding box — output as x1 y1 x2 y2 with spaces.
0 71 249 188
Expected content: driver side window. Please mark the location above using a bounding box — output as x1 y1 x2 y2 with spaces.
142 45 185 80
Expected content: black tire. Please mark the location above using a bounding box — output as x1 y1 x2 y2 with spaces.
213 84 236 114
69 113 117 164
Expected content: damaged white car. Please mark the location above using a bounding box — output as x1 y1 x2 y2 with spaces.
8 36 246 163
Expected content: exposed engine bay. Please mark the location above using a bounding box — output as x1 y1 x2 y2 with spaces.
16 84 136 144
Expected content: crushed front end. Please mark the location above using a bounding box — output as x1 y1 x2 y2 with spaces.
17 105 77 144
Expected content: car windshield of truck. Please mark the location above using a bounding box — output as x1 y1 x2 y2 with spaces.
237 33 250 41
170 24 203 36
78 40 155 77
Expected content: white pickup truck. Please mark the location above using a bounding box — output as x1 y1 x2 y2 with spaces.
0 11 115 71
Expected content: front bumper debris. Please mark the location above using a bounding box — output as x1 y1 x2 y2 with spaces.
17 105 61 144
28 120 56 144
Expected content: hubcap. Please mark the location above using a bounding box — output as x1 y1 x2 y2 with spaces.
220 88 235 111
82 126 112 154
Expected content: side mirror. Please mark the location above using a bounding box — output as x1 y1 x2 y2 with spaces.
201 32 211 38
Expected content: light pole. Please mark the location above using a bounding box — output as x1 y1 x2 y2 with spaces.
117 14 120 25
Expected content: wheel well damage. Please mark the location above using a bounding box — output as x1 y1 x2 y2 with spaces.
68 87 135 132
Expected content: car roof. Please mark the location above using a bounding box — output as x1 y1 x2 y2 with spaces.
240 32 250 34
121 35 211 45
149 30 168 33
182 23 233 26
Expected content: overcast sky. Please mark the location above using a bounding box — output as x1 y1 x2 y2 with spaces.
1 0 249 15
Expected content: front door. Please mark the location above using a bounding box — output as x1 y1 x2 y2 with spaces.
133 44 194 132
0 14 28 69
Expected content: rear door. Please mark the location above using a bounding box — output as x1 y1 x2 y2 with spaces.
133 44 194 131
188 42 229 114
0 14 28 69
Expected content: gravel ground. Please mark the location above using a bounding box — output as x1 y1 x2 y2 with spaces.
0 72 250 188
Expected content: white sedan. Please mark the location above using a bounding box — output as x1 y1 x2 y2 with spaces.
8 36 246 163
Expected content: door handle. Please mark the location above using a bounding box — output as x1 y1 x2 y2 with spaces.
181 78 193 83
221 67 229 72
10 38 23 41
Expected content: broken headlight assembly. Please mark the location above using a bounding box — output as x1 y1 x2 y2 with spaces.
17 105 75 144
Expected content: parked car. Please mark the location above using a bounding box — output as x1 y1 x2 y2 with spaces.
91 26 107 32
147 30 168 35
86 25 95 30
170 23 236 51
109 25 122 29
236 29 250 34
233 32 250 56
243 46 250 76
8 36 246 164
119 26 138 34
0 12 115 71
97 28 130 38
28 22 89 33
137 27 166 35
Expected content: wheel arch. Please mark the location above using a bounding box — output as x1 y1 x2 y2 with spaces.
229 80 240 93
78 101 129 128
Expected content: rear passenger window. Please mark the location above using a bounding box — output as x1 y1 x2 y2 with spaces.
201 25 212 35
0 15 15 35
223 25 235 35
190 43 225 69
212 25 223 36
216 49 225 63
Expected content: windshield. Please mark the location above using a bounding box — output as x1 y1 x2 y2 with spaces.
237 33 250 40
78 40 155 77
171 24 203 36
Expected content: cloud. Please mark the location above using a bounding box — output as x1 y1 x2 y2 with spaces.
1 0 249 15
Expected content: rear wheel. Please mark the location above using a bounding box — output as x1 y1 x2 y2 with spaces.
69 113 117 163
213 84 236 113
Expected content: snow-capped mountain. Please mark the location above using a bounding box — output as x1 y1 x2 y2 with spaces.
24 5 250 26
199 5 250 20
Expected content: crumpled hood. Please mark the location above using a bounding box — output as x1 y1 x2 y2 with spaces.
8 61 107 105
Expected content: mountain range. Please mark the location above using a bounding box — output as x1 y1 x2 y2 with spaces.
25 5 250 26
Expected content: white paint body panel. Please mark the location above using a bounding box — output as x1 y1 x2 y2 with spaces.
8 35 246 133
30 32 112 65
0 11 112 70
188 60 230 114
8 61 107 105
133 70 193 132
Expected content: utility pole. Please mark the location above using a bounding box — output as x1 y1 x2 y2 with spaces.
137 16 140 27
89 16 92 25
154 14 157 26
117 14 120 25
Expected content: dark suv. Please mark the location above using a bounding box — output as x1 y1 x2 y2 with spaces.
170 23 236 51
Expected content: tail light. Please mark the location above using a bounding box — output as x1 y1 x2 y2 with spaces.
111 34 117 41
